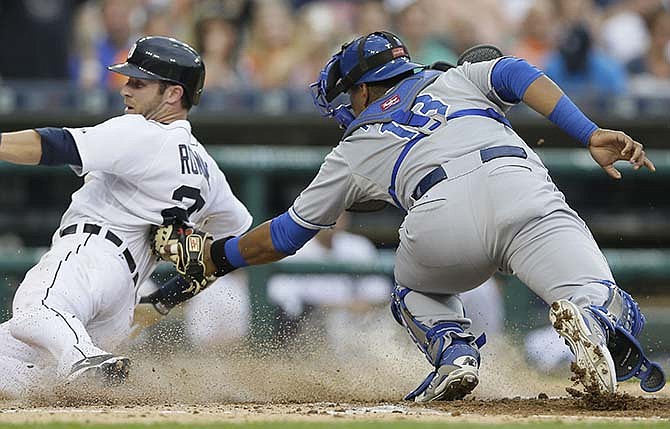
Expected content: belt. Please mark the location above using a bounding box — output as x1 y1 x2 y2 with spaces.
60 223 138 283
412 145 528 200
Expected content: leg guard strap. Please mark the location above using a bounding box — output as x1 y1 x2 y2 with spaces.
404 332 485 401
391 285 485 401
588 282 665 392
589 305 666 392
391 285 484 366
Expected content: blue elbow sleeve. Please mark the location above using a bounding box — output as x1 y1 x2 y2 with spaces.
36 127 82 166
491 57 544 103
270 211 318 255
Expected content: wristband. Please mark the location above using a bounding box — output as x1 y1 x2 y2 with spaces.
210 236 245 276
547 95 598 146
224 236 248 267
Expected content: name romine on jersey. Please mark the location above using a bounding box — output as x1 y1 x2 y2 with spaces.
178 143 210 182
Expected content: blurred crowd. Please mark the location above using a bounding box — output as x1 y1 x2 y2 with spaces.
1 0 670 98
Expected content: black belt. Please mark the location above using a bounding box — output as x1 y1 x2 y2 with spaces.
60 223 138 282
412 146 528 200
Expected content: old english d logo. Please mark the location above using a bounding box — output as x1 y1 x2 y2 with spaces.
188 235 201 252
381 95 401 111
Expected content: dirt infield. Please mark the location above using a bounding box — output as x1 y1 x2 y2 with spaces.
1 397 669 425
1 316 668 425
0 345 668 424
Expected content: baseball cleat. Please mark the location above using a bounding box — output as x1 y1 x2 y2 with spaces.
413 366 479 402
549 299 617 394
407 339 481 402
67 354 131 385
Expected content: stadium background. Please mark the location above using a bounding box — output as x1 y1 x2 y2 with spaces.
1 0 670 412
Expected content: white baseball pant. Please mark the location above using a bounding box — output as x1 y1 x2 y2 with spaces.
0 225 137 397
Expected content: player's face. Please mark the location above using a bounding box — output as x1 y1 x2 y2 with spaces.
120 77 165 116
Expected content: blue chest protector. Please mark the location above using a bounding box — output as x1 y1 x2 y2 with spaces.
343 69 512 211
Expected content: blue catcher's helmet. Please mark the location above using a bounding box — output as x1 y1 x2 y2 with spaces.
310 31 423 128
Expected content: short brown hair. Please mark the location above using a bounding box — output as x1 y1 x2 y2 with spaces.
158 80 192 110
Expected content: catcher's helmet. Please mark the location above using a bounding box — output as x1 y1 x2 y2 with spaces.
108 36 205 105
310 31 422 127
338 32 422 90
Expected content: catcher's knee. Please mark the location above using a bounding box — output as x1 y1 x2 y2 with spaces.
390 285 484 366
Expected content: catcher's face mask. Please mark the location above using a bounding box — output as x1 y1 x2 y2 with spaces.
309 47 355 129
310 32 419 129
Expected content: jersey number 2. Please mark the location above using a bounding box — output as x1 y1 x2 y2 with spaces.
161 185 205 225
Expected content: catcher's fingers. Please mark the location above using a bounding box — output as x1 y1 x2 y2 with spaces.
629 147 656 172
631 149 644 170
619 134 634 157
627 142 644 167
617 134 651 171
603 164 622 180
628 142 645 165
643 156 656 172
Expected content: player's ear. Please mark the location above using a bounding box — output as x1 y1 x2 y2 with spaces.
165 84 185 105
361 83 371 108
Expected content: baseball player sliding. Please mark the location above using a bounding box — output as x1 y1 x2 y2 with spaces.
151 32 665 400
0 36 251 398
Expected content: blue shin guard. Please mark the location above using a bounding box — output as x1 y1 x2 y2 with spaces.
588 282 665 392
391 285 486 401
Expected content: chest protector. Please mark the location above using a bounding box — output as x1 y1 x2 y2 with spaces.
343 69 512 212
343 70 443 139
344 69 512 139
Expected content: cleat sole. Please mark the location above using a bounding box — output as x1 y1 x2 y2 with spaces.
550 300 616 394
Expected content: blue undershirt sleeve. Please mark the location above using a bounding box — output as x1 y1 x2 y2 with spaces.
547 95 599 146
36 127 82 166
269 211 319 255
223 237 248 268
491 58 598 146
490 57 544 104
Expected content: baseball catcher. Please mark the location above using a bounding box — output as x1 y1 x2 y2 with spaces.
151 32 664 400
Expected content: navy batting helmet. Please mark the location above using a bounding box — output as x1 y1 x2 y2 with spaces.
108 36 206 105
310 31 422 127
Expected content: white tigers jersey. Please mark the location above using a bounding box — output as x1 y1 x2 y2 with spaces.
62 114 252 284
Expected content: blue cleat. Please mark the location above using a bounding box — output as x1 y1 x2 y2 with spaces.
405 335 483 402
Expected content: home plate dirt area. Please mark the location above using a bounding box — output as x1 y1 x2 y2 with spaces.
0 337 668 425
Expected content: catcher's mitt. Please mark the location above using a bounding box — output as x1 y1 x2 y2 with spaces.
151 223 212 295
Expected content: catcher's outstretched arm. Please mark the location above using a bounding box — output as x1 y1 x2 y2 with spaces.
206 211 318 276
